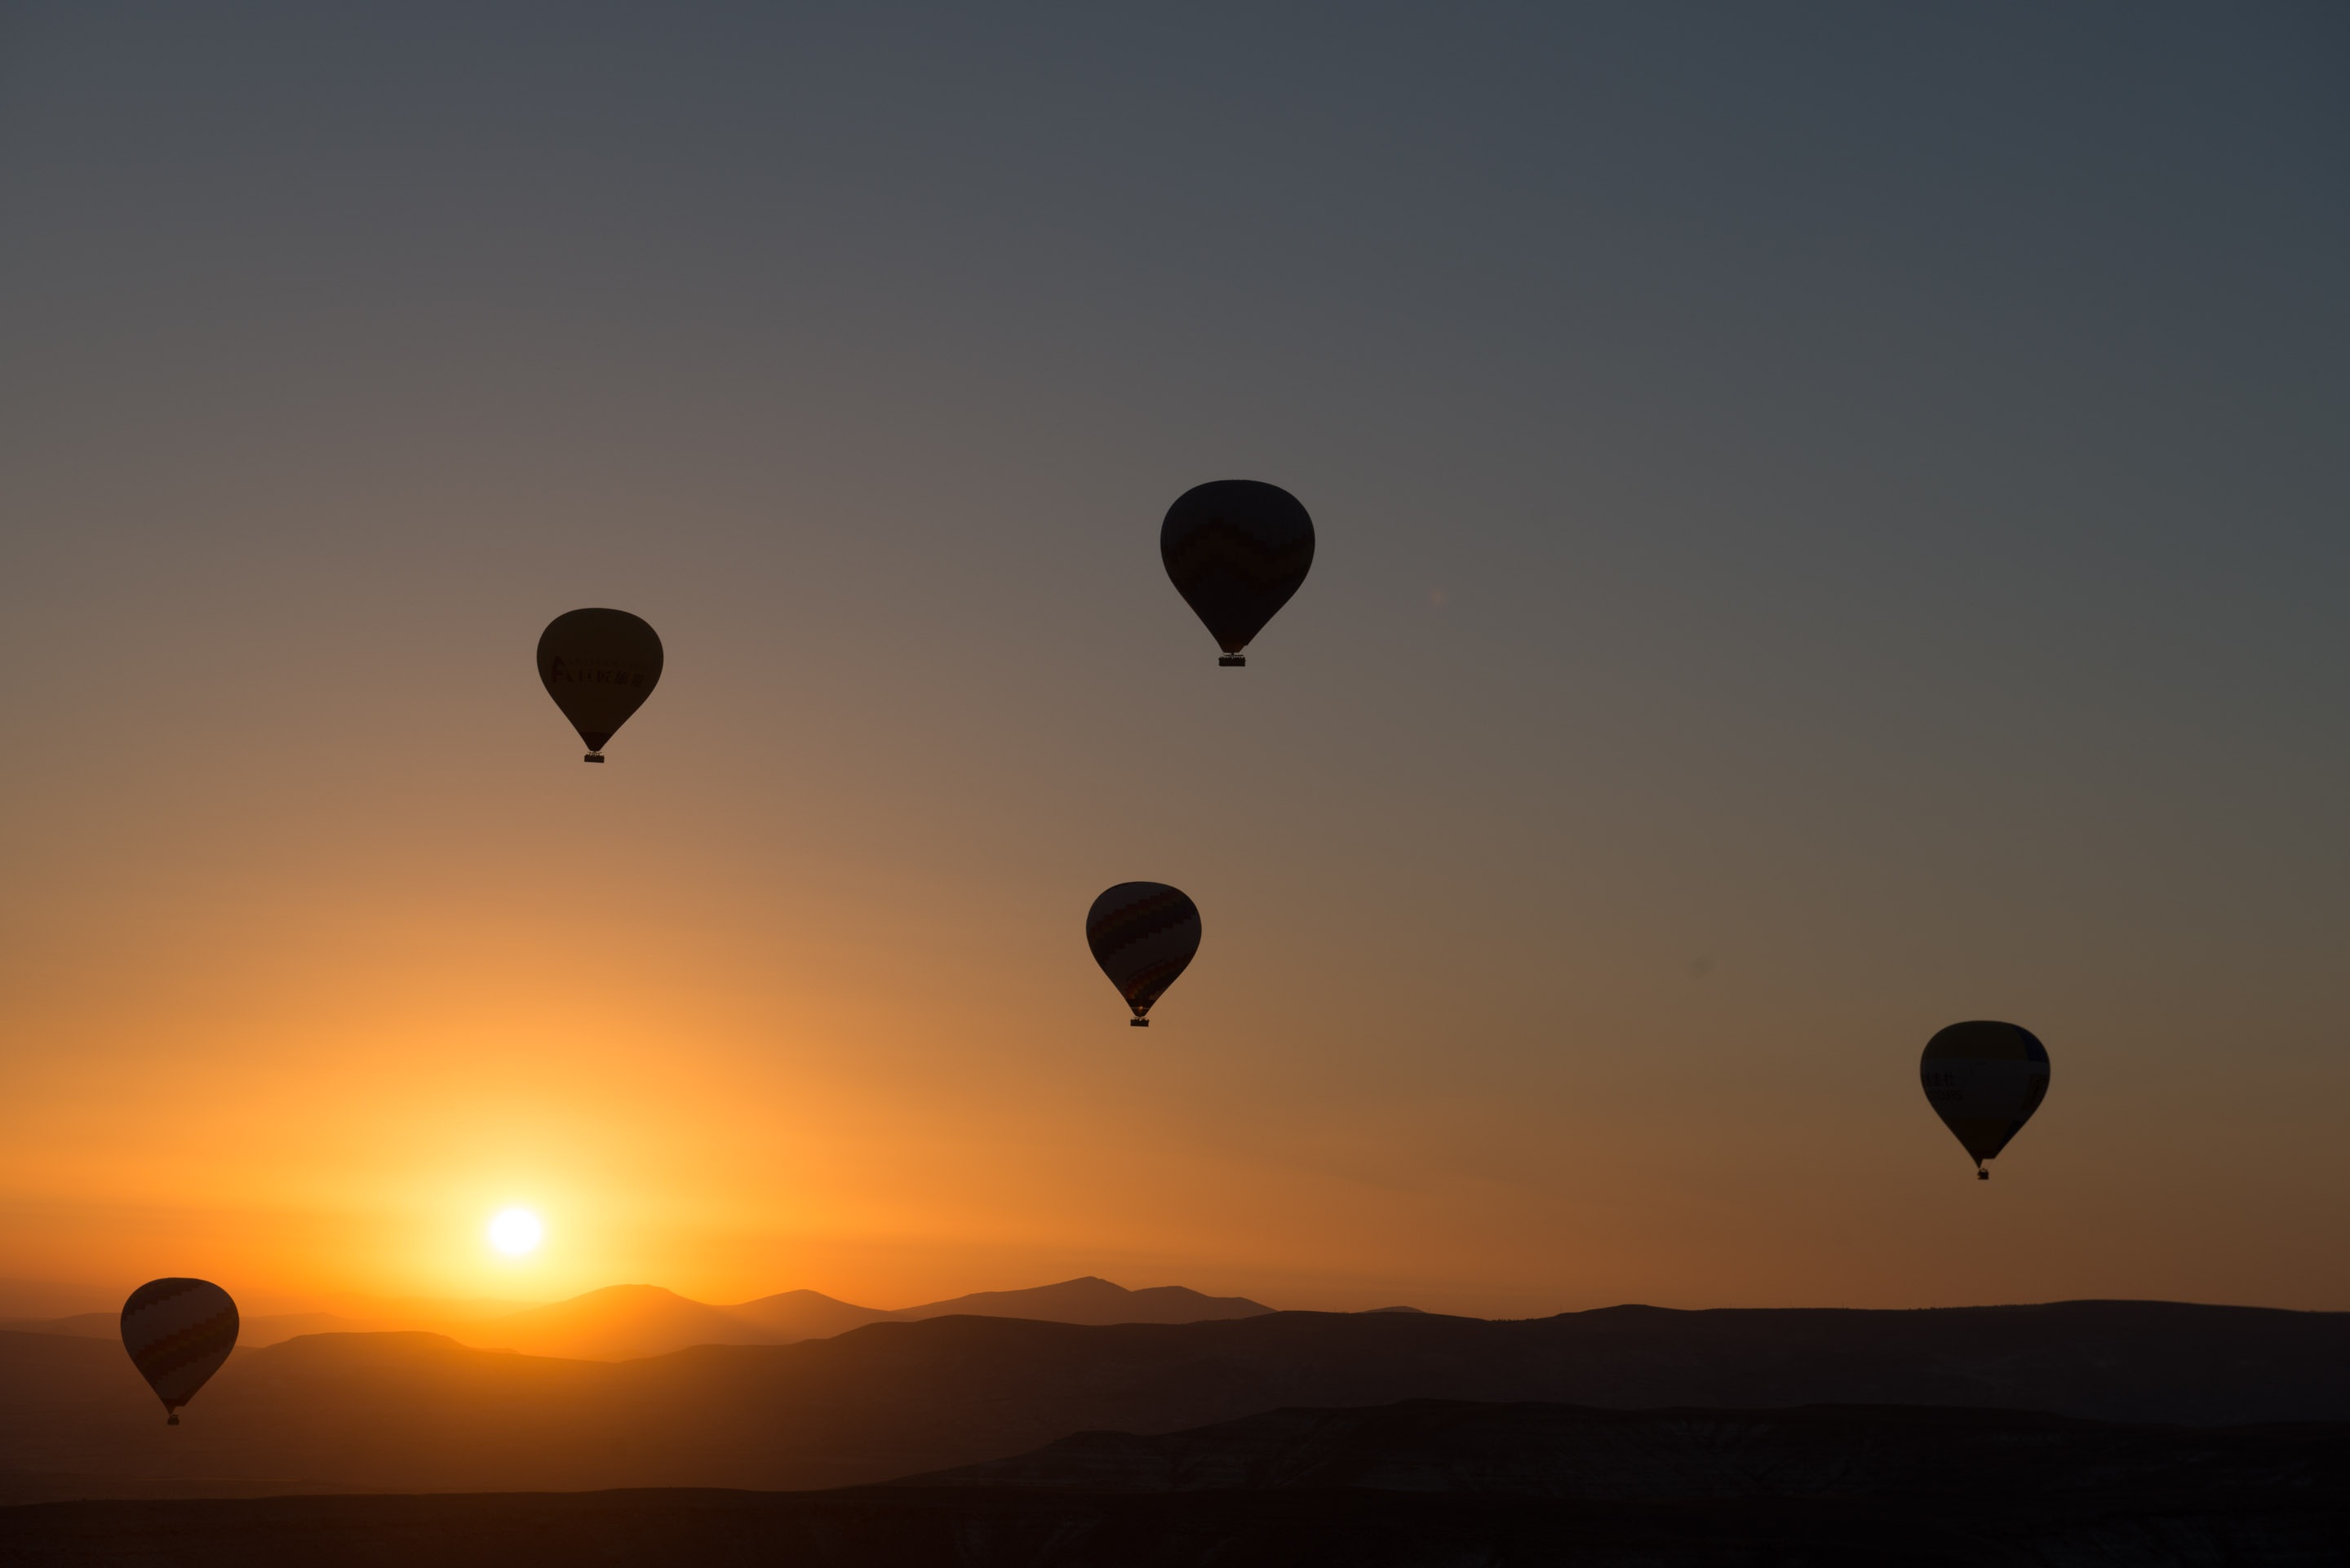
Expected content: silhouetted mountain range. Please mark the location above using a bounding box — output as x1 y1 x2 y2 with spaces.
4 1299 2348 1503
0 1275 1273 1362
7 1399 2347 1565
465 1276 1273 1360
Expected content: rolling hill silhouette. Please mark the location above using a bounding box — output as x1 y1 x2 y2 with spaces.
453 1277 1273 1361
462 1287 775 1362
724 1288 891 1343
5 1300 2348 1502
2 1276 1273 1365
882 1277 1271 1329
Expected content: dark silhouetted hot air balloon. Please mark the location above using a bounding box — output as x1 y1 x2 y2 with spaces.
120 1278 238 1424
1086 882 1201 1026
1920 1021 2051 1180
1161 481 1315 666
537 609 663 762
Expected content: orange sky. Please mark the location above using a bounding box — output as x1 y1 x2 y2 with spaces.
3 6 2346 1320
4 559 2343 1318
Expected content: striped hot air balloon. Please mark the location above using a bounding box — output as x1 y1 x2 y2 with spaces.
120 1278 239 1424
1160 481 1315 667
1920 1021 2051 1180
1085 883 1202 1026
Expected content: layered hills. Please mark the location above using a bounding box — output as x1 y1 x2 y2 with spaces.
0 1275 1273 1360
4 1300 2348 1501
468 1276 1272 1361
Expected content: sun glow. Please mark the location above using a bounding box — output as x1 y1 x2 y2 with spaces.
487 1207 543 1256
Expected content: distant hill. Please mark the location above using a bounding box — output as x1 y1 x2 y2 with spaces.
2 1278 1276 1365
7 1400 2347 1564
884 1277 1271 1329
4 1300 2349 1501
451 1277 1273 1361
462 1287 774 1362
725 1289 889 1343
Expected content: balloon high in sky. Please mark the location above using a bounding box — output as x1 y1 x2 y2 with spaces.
1160 481 1315 667
1085 884 1203 1026
536 609 664 762
119 1278 239 1425
1920 1023 2052 1180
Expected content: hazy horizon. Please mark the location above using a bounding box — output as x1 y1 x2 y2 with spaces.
3 3 2347 1323
0 1271 1270 1325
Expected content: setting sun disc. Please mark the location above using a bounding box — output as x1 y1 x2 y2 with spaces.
488 1208 543 1256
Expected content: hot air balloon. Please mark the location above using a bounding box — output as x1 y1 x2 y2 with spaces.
120 1278 238 1425
1160 481 1315 667
537 608 663 762
1085 882 1201 1026
1920 1021 2051 1180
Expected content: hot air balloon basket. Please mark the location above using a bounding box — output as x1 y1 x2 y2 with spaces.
1219 655 1246 666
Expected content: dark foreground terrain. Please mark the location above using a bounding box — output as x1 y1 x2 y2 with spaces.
7 1400 2347 1566
7 1299 2348 1499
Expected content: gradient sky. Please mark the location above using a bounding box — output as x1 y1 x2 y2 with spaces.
2 2 2346 1319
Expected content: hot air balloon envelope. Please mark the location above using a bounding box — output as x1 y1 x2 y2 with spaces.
537 608 663 760
121 1278 238 1424
1086 882 1201 1024
1160 481 1314 664
1920 1021 2050 1175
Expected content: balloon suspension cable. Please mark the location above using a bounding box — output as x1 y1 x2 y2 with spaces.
1219 654 1246 667
584 753 605 764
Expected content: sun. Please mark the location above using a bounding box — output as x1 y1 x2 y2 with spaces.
487 1207 543 1256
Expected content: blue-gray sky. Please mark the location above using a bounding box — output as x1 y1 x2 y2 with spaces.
2 2 2345 1313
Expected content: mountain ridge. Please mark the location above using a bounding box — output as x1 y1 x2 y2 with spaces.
5 1298 2348 1501
5 1277 1280 1362
457 1276 1276 1360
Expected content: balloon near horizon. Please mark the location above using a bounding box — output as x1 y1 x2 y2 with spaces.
119 1278 239 1425
1919 1022 2051 1180
489 1209 544 1257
